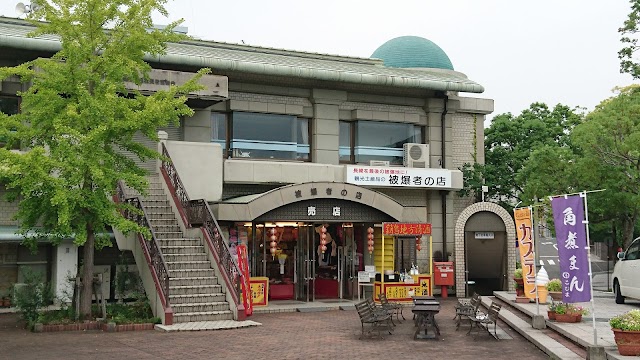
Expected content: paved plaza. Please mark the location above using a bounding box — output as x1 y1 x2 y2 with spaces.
0 298 549 360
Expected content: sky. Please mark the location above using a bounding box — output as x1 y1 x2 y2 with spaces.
0 0 635 121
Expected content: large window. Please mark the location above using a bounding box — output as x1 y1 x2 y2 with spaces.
213 111 310 161
340 120 424 165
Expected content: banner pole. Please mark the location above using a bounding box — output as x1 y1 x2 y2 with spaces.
581 191 598 345
548 188 606 200
531 206 540 316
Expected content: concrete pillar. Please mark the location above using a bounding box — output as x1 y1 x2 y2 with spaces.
310 89 345 165
157 130 168 173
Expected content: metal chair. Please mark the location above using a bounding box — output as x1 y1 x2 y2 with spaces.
467 301 502 339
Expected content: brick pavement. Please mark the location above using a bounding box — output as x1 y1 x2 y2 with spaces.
0 298 549 360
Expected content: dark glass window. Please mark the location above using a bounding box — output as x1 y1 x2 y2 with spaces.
211 112 227 154
339 121 352 163
229 112 310 161
354 121 424 165
0 97 19 115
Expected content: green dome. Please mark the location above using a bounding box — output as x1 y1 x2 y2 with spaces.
371 36 454 70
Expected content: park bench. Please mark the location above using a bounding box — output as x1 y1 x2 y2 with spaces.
355 299 393 339
467 301 502 339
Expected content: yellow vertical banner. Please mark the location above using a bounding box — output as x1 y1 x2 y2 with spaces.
514 207 537 299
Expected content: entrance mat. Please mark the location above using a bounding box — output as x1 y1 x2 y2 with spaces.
155 320 262 332
297 307 333 313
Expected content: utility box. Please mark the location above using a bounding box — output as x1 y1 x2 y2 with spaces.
434 262 454 286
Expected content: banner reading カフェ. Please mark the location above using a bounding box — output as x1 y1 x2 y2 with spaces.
551 194 591 303
514 207 537 299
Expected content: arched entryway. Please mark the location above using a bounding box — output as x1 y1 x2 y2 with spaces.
454 202 516 297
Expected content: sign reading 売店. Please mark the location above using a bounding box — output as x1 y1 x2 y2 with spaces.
345 165 452 189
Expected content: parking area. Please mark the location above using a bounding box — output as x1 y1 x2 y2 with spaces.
0 298 550 360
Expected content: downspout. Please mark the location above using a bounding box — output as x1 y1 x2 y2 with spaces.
441 95 448 261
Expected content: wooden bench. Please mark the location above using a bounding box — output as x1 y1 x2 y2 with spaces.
379 293 405 322
355 300 393 339
467 301 502 339
455 292 482 330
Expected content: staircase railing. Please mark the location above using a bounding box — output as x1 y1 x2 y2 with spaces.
160 143 244 314
115 181 171 309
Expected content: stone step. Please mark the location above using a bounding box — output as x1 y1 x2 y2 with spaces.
142 199 170 207
167 261 212 271
170 276 218 287
173 310 233 323
154 231 185 239
169 269 215 278
153 224 182 233
161 245 206 255
159 238 202 247
147 213 176 220
169 293 226 304
143 205 174 215
169 284 222 296
141 194 168 201
164 253 209 263
171 302 230 314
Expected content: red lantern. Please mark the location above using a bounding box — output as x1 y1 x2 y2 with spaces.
416 236 422 252
270 228 278 259
320 226 327 253
367 227 374 254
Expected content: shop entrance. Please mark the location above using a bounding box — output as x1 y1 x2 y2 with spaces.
247 222 362 302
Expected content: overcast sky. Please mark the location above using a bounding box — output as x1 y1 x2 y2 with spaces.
1 1 635 121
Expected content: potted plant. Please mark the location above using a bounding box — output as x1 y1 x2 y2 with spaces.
547 302 558 320
546 278 562 301
513 268 524 297
569 305 588 322
610 309 640 356
554 303 577 323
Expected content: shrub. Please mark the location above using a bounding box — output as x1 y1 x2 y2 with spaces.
13 269 53 330
546 278 562 292
513 268 523 279
610 309 640 331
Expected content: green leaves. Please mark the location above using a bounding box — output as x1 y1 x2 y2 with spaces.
0 0 207 251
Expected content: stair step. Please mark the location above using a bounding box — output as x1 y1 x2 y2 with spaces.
167 261 212 271
141 194 168 201
155 231 185 239
171 302 230 313
142 199 170 206
164 253 209 262
169 284 222 295
170 276 218 287
169 269 215 278
158 239 202 247
147 213 176 220
161 245 206 255
169 293 226 304
153 225 182 233
173 311 233 323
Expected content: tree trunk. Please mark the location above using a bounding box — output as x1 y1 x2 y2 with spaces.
80 223 95 320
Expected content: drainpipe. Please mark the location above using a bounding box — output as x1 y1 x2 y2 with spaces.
441 95 448 261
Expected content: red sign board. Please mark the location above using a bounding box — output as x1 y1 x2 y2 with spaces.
237 244 253 316
382 223 431 236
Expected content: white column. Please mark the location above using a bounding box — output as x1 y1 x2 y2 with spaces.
52 240 78 303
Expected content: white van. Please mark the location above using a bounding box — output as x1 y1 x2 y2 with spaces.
612 236 640 304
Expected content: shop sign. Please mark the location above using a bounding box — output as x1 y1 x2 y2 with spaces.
345 165 452 189
474 232 495 239
382 223 431 235
124 69 229 99
249 277 269 307
237 245 253 315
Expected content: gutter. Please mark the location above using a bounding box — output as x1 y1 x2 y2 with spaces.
0 35 485 93
441 95 449 260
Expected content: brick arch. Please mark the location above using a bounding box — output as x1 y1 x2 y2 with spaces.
454 202 516 297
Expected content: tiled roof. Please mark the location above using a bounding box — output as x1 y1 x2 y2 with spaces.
0 16 484 93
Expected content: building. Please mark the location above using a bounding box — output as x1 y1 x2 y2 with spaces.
0 17 516 323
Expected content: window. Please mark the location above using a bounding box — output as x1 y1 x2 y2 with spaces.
339 120 424 165
212 112 227 154
228 112 310 161
395 237 417 273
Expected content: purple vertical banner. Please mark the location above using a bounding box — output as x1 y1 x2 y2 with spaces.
551 194 591 303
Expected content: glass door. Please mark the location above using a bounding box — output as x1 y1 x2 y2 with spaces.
295 223 315 302
341 224 357 299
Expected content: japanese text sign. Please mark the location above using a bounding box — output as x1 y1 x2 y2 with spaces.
382 223 431 236
346 165 452 189
514 207 537 299
551 195 591 303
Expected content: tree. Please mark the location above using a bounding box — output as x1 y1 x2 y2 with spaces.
619 0 640 78
570 86 640 248
459 103 584 211
0 0 208 319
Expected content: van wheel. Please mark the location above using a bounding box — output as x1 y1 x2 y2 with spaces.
615 281 625 304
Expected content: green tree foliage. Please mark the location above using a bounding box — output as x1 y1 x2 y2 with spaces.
459 103 584 211
0 0 208 319
619 0 640 78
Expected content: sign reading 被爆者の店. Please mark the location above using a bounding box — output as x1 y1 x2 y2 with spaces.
345 165 452 189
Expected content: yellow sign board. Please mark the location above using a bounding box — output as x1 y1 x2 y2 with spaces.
249 277 269 307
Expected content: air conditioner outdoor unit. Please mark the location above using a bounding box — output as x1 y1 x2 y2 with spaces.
369 160 390 167
403 143 429 168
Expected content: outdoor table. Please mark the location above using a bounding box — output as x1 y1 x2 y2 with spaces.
412 295 437 305
411 303 441 340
